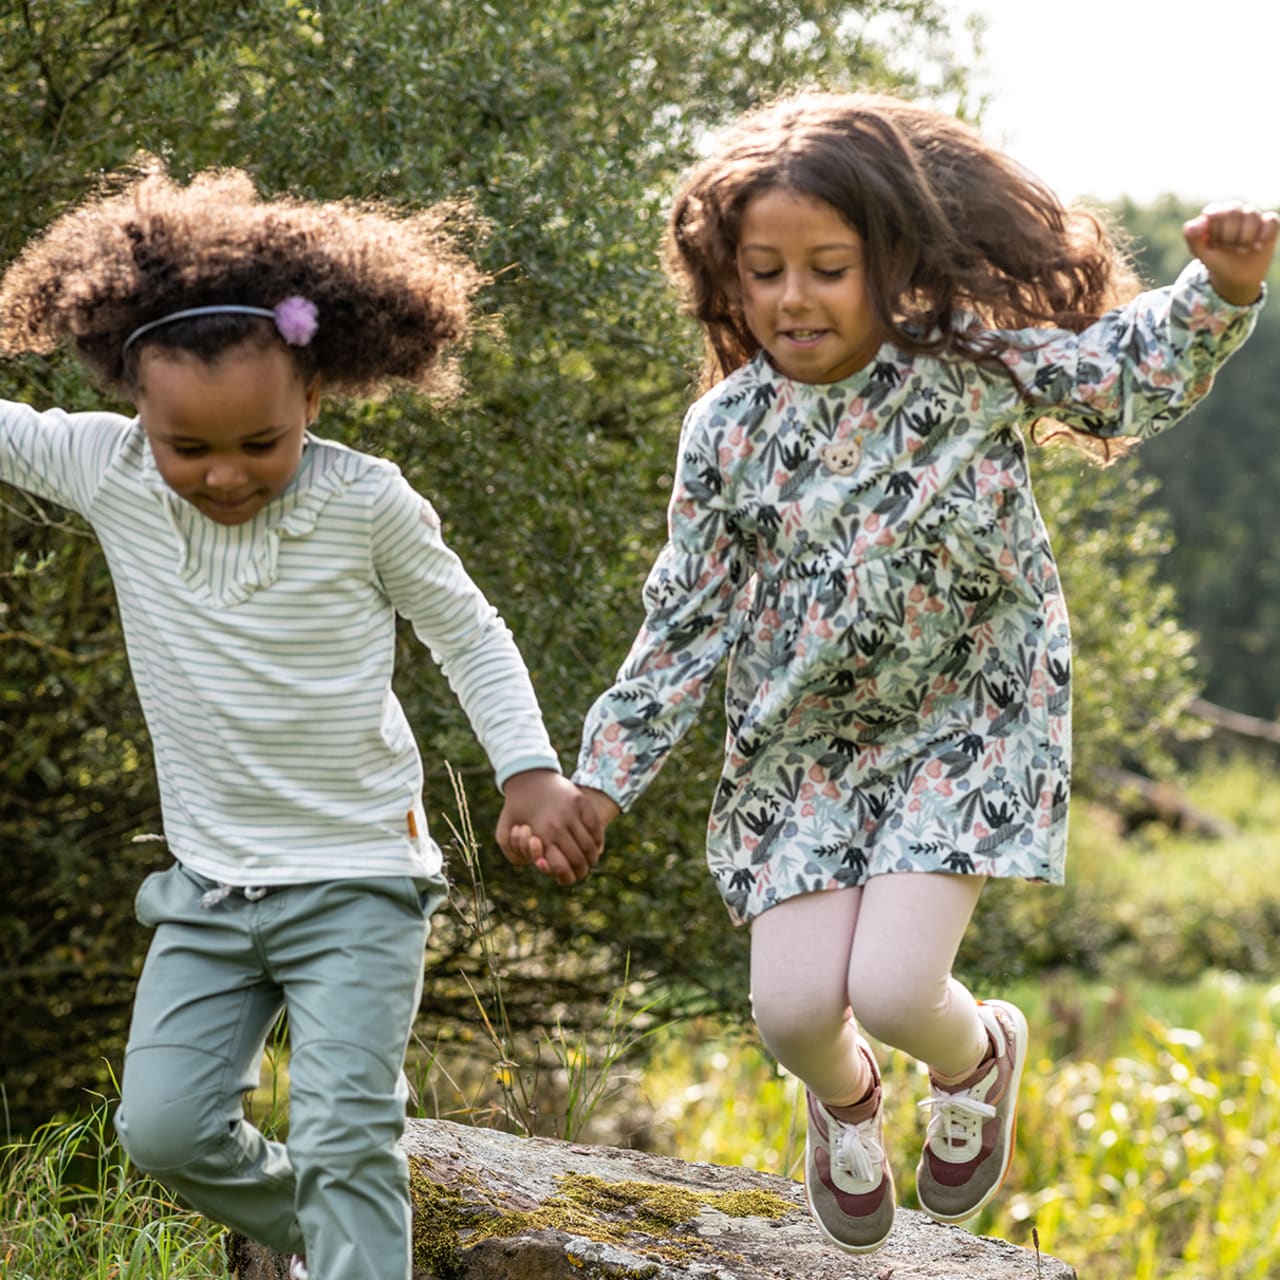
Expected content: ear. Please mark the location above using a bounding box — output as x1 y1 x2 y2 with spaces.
304 377 322 424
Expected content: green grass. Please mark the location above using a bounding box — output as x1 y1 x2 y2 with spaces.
8 985 1280 1280
0 1095 226 1279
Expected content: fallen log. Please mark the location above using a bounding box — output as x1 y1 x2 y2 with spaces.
1190 697 1280 747
1092 763 1239 839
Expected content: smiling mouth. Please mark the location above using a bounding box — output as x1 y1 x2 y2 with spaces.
200 492 261 512
783 329 826 342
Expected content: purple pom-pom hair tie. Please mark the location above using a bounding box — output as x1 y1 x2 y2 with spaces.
272 296 319 346
121 296 319 354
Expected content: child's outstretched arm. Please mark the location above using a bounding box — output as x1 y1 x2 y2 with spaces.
1183 202 1278 305
1 400 131 517
502 786 619 883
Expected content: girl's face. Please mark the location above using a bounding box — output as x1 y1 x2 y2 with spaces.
736 188 887 384
136 341 320 525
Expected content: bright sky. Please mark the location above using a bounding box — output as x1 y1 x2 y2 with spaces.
943 0 1280 210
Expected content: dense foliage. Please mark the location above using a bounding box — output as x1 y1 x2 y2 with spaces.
0 0 1235 1129
0 0 974 1129
1118 196 1280 719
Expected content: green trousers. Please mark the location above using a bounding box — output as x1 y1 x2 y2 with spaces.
114 862 445 1280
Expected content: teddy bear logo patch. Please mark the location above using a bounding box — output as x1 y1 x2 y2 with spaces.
820 437 862 475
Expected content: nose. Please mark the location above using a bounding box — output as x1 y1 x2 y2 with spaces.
779 268 809 311
203 457 249 492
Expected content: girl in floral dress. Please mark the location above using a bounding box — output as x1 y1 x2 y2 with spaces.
504 91 1275 1253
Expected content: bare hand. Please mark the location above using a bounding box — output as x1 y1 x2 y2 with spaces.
495 770 604 886
505 787 620 884
1183 202 1278 305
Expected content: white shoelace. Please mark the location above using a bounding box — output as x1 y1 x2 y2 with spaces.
831 1116 885 1191
918 1088 997 1160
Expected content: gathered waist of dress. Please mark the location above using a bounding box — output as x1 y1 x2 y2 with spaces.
754 544 927 586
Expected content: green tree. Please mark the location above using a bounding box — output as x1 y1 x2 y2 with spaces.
0 0 973 1128
0 0 1210 1129
1116 195 1280 719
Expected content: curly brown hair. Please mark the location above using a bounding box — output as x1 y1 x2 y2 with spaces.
667 91 1141 398
0 158 485 399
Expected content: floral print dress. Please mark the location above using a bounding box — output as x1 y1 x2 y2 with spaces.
574 263 1261 924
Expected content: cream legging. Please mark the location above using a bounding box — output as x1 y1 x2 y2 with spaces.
749 873 989 1107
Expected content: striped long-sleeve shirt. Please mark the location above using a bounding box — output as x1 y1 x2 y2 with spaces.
1 400 561 884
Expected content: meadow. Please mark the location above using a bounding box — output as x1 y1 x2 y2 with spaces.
637 972 1280 1280
4 756 1279 1280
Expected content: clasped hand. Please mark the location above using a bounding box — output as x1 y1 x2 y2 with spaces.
496 769 619 885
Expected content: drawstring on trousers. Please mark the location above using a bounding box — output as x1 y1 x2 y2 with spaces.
200 883 272 908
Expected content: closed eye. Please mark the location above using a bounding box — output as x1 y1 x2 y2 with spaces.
168 439 280 457
746 266 852 281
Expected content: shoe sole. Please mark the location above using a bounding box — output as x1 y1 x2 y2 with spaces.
804 1060 896 1257
804 1175 895 1254
919 1000 1029 1225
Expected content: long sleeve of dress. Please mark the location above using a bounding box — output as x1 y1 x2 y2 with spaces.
370 469 562 791
574 402 752 809
999 260 1262 439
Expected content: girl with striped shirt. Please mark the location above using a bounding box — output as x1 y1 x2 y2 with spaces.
0 160 602 1280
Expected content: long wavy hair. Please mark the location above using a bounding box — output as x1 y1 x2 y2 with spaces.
0 157 485 400
667 91 1140 450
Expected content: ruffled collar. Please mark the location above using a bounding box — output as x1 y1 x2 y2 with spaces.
137 428 355 607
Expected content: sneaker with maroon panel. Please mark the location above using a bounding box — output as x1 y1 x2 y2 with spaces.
803 1038 896 1254
915 999 1029 1223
